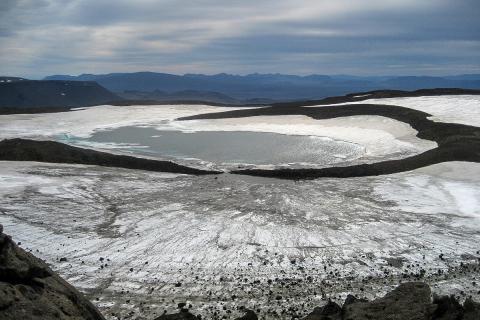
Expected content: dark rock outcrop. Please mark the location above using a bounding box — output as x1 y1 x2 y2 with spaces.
235 309 258 320
341 282 434 320
431 295 464 319
0 138 221 175
0 225 105 320
463 298 480 320
300 282 480 320
155 310 199 319
155 309 258 320
303 300 342 320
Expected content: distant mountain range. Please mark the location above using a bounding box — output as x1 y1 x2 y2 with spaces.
44 72 480 101
1 72 480 111
118 89 275 105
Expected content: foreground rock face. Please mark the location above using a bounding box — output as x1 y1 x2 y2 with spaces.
341 282 433 320
0 225 104 320
301 282 480 320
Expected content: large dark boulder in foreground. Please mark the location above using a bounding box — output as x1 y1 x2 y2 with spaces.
463 298 480 320
303 299 342 320
154 309 258 320
301 282 480 320
155 310 199 319
0 225 104 320
342 282 433 320
235 309 258 320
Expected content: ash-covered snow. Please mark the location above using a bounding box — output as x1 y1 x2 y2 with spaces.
1 161 479 319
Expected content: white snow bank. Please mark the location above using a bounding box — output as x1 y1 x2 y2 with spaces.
0 104 254 139
307 95 480 127
361 95 480 127
375 162 480 220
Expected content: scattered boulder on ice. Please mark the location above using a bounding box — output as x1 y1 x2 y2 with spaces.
1 222 479 320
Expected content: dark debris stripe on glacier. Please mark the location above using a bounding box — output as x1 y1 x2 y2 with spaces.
0 138 221 176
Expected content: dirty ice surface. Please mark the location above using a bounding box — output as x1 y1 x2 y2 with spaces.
1 161 479 319
0 104 436 168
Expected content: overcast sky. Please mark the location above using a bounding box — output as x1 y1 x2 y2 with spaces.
1 0 479 78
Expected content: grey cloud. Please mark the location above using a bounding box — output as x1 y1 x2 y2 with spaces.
0 0 479 78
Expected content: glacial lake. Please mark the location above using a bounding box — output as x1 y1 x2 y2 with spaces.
59 126 365 167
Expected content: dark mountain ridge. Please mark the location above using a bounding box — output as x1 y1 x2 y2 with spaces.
44 72 480 101
0 80 120 109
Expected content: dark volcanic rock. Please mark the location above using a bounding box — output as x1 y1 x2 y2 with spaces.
0 138 221 175
342 282 434 319
156 309 258 320
302 282 480 320
155 311 199 319
431 295 464 319
235 309 258 319
463 298 480 320
0 224 105 320
303 300 342 319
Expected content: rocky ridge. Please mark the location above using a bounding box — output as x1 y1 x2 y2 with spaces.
0 224 105 320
